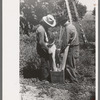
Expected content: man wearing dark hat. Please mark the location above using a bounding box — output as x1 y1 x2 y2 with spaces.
36 14 57 81
57 16 79 83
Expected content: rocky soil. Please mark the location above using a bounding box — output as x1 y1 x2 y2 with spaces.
20 76 95 100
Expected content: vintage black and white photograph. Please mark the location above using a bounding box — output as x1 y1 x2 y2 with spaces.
20 0 96 100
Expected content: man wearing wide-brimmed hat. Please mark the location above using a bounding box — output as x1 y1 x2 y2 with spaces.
36 14 56 81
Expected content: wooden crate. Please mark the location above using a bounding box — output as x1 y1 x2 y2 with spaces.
50 70 65 83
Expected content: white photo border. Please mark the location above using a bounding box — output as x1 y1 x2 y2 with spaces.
2 0 98 100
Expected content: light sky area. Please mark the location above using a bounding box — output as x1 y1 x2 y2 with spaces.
79 0 95 11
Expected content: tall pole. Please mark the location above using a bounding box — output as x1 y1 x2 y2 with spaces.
58 0 72 44
60 0 72 71
65 0 72 24
71 0 88 43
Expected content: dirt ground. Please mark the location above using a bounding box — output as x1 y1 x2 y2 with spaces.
20 76 95 100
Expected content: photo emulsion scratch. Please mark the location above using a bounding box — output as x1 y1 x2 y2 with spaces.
20 0 96 100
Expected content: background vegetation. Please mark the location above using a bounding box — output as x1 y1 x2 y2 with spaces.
20 0 95 77
20 0 87 35
20 0 95 99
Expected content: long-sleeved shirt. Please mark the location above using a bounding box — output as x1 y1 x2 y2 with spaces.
61 23 79 58
62 23 79 47
36 25 49 51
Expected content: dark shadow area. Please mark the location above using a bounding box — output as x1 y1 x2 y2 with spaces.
21 66 52 82
21 66 41 79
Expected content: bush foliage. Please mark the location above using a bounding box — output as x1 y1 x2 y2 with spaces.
20 21 95 78
20 0 87 35
20 33 41 76
20 0 95 78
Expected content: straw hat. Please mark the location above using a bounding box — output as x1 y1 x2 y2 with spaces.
42 14 56 27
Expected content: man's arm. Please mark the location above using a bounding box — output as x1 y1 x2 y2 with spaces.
66 24 76 45
37 27 49 53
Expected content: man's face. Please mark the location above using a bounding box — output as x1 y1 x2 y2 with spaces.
58 19 67 26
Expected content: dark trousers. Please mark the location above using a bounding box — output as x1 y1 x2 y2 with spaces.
65 46 79 82
40 57 51 80
37 44 51 81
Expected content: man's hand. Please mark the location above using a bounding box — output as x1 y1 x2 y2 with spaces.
48 44 56 54
48 48 52 54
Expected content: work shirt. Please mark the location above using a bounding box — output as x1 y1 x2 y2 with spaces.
62 23 79 46
61 23 79 58
36 25 49 53
36 24 55 59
